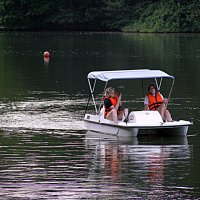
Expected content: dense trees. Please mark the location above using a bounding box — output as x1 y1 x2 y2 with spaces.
123 0 200 32
0 0 200 32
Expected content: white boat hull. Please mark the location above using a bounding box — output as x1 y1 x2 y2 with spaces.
84 111 191 137
85 119 139 136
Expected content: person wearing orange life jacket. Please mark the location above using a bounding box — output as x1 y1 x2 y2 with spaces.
144 83 172 122
104 87 129 124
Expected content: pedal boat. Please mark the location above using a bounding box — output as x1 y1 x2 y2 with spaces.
84 69 192 136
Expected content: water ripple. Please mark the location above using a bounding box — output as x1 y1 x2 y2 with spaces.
0 96 86 131
1 129 199 199
0 94 199 199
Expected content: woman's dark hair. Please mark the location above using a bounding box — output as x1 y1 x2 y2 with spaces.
148 83 158 93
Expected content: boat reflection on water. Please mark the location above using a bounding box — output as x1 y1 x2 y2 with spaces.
85 130 188 145
85 130 192 198
85 130 139 145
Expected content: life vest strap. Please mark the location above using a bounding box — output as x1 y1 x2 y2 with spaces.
149 102 163 110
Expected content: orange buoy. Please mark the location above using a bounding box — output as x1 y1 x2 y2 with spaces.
43 51 50 58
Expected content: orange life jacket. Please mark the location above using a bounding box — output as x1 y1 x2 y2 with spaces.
104 97 118 117
147 92 163 110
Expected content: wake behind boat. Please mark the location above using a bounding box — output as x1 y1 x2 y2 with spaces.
84 69 192 136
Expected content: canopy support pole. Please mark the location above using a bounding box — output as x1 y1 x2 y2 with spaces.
155 78 163 91
87 78 98 114
85 79 93 115
166 78 175 106
158 78 163 90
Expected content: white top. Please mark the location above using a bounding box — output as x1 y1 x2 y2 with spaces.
87 69 174 82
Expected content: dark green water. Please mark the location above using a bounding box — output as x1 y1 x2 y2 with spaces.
0 32 200 199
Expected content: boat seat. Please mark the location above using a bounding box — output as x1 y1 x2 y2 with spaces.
128 111 163 123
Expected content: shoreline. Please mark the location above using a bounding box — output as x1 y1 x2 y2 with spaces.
0 30 200 34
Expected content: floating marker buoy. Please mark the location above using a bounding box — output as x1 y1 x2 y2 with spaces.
43 51 50 58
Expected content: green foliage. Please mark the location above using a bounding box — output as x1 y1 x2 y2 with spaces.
0 0 59 29
123 0 200 33
0 0 200 32
0 0 145 31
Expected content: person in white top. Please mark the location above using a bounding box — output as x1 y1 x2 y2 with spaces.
144 83 172 122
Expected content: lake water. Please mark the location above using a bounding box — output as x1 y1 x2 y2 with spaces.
0 32 200 199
